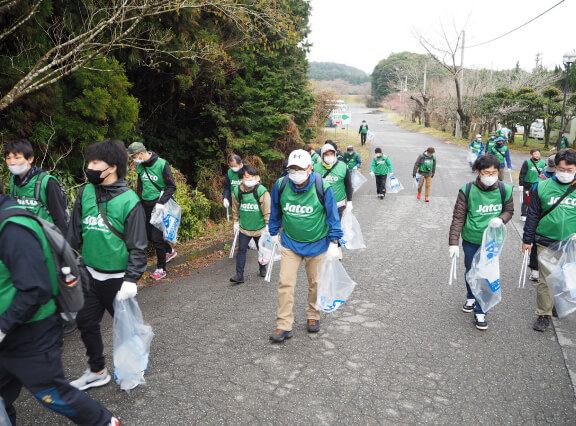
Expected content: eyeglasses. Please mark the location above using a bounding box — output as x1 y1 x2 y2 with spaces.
480 171 498 177
556 166 576 173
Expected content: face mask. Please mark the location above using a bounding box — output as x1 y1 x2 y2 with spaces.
243 179 256 188
288 170 308 185
480 175 498 187
347 150 353 154
376 153 382 157
86 167 110 185
133 157 143 164
324 155 336 165
231 166 241 173
556 171 576 184
8 163 29 175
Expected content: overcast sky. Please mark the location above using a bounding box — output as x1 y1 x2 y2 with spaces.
307 0 576 75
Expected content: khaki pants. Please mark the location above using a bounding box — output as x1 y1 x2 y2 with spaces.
276 246 325 330
498 167 505 182
418 176 432 197
536 243 560 316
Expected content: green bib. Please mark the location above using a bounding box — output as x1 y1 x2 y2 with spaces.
313 161 348 202
536 179 576 241
0 213 58 322
419 155 435 173
360 124 368 134
311 152 320 163
372 155 391 175
235 185 267 231
279 177 329 243
461 183 513 245
10 173 56 224
491 145 508 163
524 159 546 184
344 152 360 170
486 139 496 152
137 158 167 201
228 169 242 194
471 140 482 154
80 184 140 272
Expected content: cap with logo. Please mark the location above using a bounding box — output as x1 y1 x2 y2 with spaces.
127 142 146 155
286 149 312 169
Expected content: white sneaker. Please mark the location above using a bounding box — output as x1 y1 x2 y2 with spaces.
529 270 539 281
70 368 111 391
474 314 488 330
521 216 526 222
109 417 119 426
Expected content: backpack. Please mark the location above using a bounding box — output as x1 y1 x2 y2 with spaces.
464 181 507 206
278 173 326 207
0 208 86 322
12 171 70 223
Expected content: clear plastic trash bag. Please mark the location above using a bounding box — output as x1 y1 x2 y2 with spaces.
467 149 477 165
387 175 404 194
113 297 154 393
316 254 357 312
258 228 282 266
367 131 375 141
466 222 507 312
341 209 366 250
351 169 367 192
248 238 258 250
150 198 181 244
539 234 576 318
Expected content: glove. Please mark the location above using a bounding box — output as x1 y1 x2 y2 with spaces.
270 234 279 246
518 186 523 192
389 172 394 176
117 281 137 301
489 217 503 228
353 166 358 170
223 199 230 209
347 201 353 211
449 245 459 258
0 330 5 344
327 242 340 258
154 203 165 213
370 171 375 177
233 221 239 233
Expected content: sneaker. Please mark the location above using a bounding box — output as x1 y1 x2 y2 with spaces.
269 329 293 343
474 314 488 330
70 368 111 391
425 196 430 202
166 250 178 263
417 192 421 200
62 319 77 336
529 270 539 281
259 264 267 278
230 274 244 283
307 319 320 333
462 299 476 313
150 268 166 280
109 418 119 426
521 216 526 222
533 315 550 332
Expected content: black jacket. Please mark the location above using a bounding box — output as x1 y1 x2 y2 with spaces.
136 152 177 207
67 180 147 282
0 195 62 355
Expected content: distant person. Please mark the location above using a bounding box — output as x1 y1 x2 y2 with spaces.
413 147 436 202
488 138 511 182
370 147 393 199
223 154 244 210
518 148 546 222
304 144 320 164
313 144 353 218
558 131 570 150
469 134 484 162
358 120 369 146
344 145 361 170
485 132 497 154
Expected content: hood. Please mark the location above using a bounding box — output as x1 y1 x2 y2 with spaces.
93 179 131 203
142 151 159 167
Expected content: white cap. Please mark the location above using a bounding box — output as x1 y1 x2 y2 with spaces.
286 149 312 169
321 144 336 156
476 134 482 138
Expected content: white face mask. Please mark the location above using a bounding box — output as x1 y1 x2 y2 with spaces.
288 170 308 185
8 163 30 176
243 179 256 188
556 171 576 184
231 166 241 173
480 175 498 187
324 155 336 165
133 158 143 164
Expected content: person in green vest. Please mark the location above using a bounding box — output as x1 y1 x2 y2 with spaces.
230 165 271 283
468 134 484 166
67 139 147 391
127 142 178 281
304 144 321 164
5 138 68 234
268 149 344 342
518 148 546 222
358 120 369 146
369 147 393 199
313 143 353 219
488 138 511 182
412 147 437 202
223 154 244 210
484 132 497 154
522 148 576 332
449 154 514 331
344 145 362 170
558 131 570 149
0 183 118 425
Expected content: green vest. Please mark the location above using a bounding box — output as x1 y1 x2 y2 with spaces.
471 140 482 154
278 177 329 243
228 169 242 195
80 184 140 272
490 145 508 163
536 179 576 241
461 183 513 245
485 139 496 153
360 124 368 134
235 185 267 231
419 154 435 173
313 161 348 202
137 158 167 201
372 155 391 175
344 152 360 170
0 213 58 323
561 137 569 149
10 173 57 224
524 158 546 184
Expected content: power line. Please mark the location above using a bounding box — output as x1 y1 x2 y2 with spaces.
467 0 565 49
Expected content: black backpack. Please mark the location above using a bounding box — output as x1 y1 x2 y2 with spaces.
278 172 326 206
464 181 507 205
0 208 86 322
237 184 263 214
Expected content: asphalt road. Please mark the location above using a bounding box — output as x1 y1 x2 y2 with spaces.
16 105 576 424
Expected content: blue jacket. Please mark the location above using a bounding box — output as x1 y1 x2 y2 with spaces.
469 139 484 156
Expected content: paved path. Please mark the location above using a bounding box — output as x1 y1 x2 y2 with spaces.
17 106 576 424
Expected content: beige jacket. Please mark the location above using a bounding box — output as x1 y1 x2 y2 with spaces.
231 178 271 237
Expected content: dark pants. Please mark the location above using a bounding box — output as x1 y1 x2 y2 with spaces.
375 174 387 195
236 232 261 277
76 275 123 372
520 184 532 217
338 205 346 220
144 204 173 270
360 133 367 145
0 344 112 425
462 239 485 315
529 244 539 271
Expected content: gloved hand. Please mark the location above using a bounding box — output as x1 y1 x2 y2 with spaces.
370 171 375 177
154 203 165 214
389 172 394 176
117 281 137 301
0 330 5 344
347 201 353 211
353 166 358 170
223 198 230 209
518 185 523 192
489 217 503 228
270 234 279 246
327 241 340 258
449 245 459 258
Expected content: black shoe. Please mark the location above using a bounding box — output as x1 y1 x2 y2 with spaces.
533 315 550 332
259 264 267 277
62 320 77 336
462 299 476 313
307 319 320 333
474 313 487 330
552 306 558 318
230 274 244 283
270 329 293 343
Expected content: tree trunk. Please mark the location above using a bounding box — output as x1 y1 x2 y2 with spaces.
523 132 529 147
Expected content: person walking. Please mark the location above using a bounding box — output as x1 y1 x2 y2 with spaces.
304 144 320 164
522 148 576 332
449 155 514 330
370 147 393 199
413 147 437 202
67 139 147 391
230 165 271 283
313 143 353 218
222 154 243 211
469 134 484 158
0 183 118 426
128 142 178 280
358 120 369 146
485 132 497 154
488 138 511 182
344 145 362 171
518 148 546 222
268 150 343 342
558 131 570 149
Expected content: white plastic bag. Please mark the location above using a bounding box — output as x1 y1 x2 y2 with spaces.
387 175 404 194
467 149 477 165
113 297 154 393
413 173 421 189
316 255 357 312
466 222 507 312
350 169 367 192
150 198 181 244
341 209 366 250
258 228 281 266
367 131 375 141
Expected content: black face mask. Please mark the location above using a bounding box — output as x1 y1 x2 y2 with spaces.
86 167 110 185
